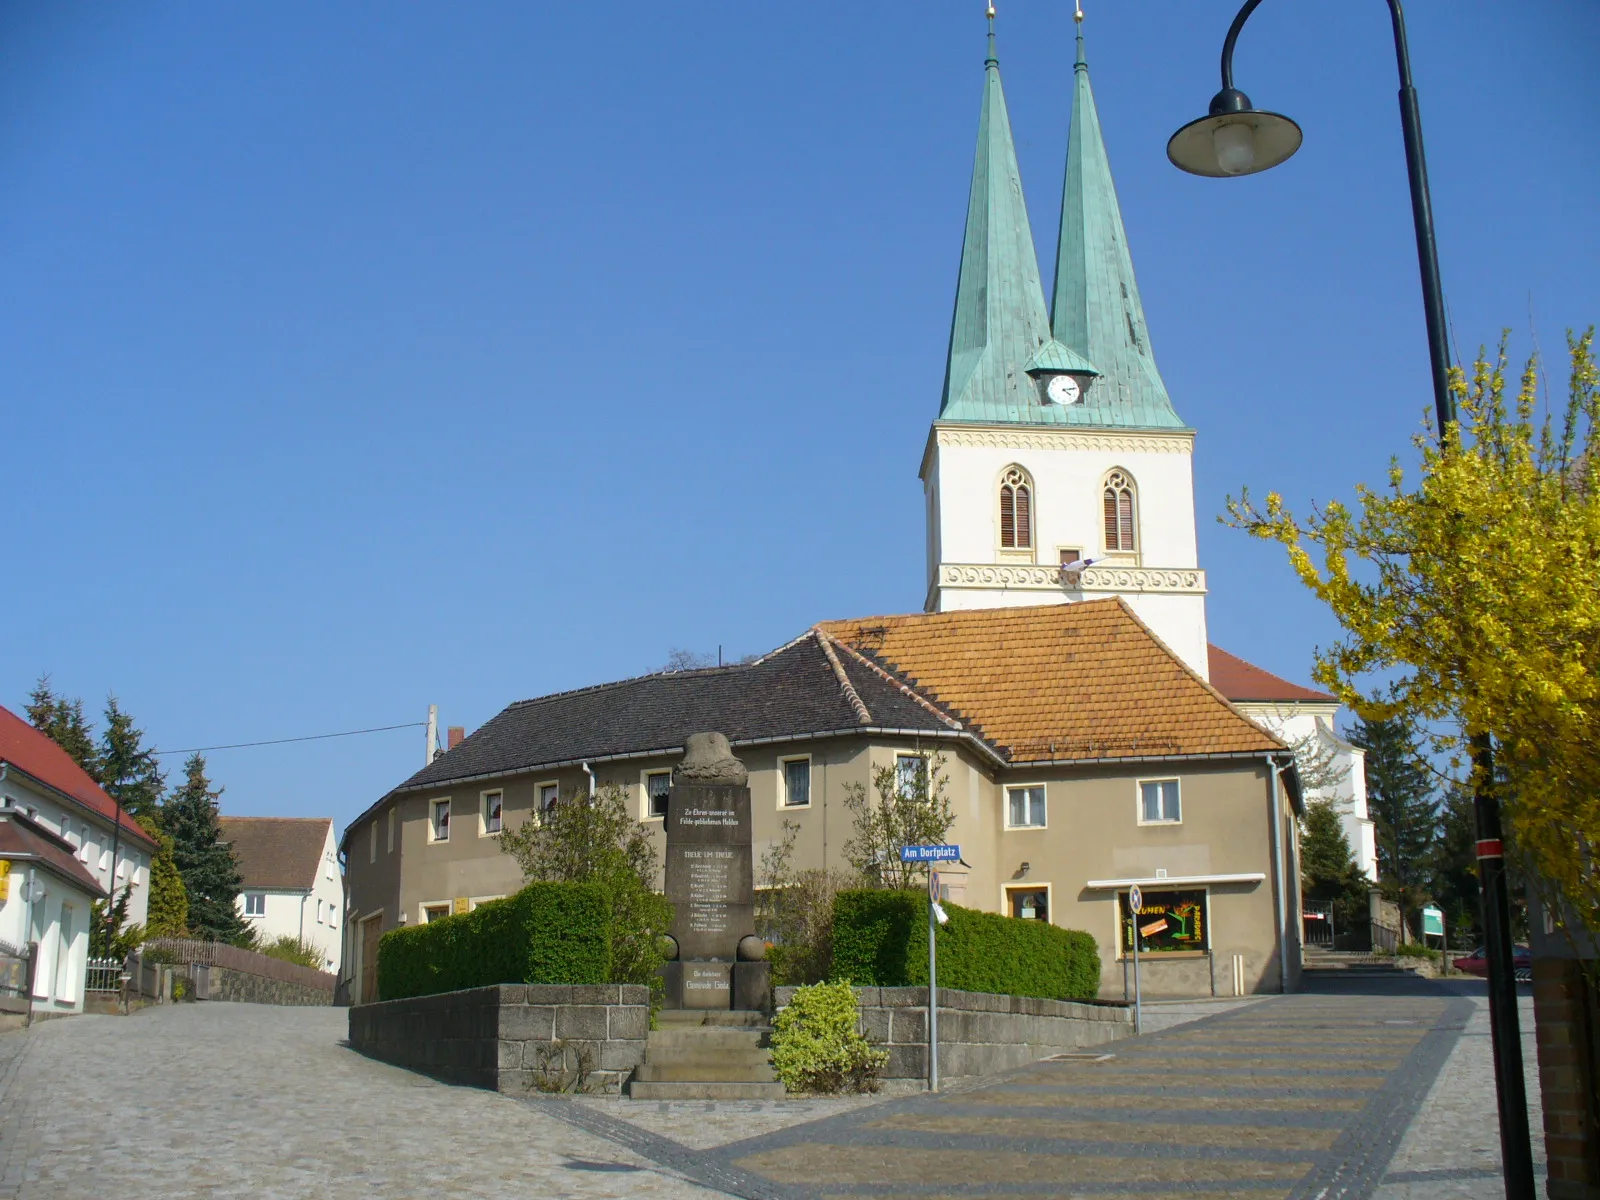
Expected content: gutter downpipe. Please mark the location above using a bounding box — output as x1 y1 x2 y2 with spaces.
1267 755 1290 995
581 762 595 798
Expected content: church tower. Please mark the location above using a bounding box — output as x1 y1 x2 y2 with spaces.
920 11 1209 677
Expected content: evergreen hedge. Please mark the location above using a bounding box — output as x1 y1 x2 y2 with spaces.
831 889 1100 1002
377 882 612 1001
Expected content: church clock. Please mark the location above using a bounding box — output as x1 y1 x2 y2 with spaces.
1045 374 1084 405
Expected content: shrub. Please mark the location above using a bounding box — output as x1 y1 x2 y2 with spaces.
770 980 887 1094
1395 942 1441 962
258 935 325 970
377 882 611 1001
832 890 1101 1002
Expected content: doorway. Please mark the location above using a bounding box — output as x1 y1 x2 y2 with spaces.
358 913 383 1004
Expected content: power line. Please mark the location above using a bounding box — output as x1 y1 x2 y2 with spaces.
154 721 426 755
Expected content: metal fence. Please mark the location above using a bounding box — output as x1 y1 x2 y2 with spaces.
85 957 126 995
1302 904 1335 947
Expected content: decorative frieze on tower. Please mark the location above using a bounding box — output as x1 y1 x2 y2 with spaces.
921 11 1209 678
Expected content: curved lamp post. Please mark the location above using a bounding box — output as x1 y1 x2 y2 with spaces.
1167 6 1535 1200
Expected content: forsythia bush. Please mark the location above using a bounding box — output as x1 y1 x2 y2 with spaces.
769 981 888 1095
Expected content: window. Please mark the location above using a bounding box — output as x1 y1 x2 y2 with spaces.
369 820 377 864
423 904 449 923
325 853 334 881
316 900 324 925
1103 470 1137 553
537 782 560 815
1139 779 1181 824
895 754 928 802
429 798 451 842
781 758 811 808
1058 547 1084 567
386 807 395 853
328 906 337 930
644 772 672 820
481 790 503 836
244 893 266 917
1008 887 1049 922
1121 888 1207 954
999 466 1033 550
1006 785 1046 828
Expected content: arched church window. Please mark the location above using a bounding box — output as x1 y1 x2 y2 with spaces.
1103 470 1137 553
999 467 1033 549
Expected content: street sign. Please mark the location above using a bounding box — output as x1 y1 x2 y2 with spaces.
1128 884 1143 912
901 844 961 863
1422 905 1445 938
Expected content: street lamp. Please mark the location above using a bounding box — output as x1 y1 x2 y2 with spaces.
1166 5 1535 1200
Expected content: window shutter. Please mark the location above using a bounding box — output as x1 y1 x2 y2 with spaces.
1015 484 1032 548
1000 484 1016 548
1119 491 1135 550
1104 488 1119 549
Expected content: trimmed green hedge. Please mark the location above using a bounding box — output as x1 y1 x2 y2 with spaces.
831 889 1100 1002
377 882 612 1001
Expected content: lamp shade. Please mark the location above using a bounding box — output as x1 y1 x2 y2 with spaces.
1168 109 1303 178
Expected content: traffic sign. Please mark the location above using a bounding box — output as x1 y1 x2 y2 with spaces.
929 869 941 902
1128 884 1143 912
901 844 961 863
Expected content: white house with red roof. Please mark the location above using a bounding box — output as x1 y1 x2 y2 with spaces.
0 810 109 1015
1208 648 1376 882
0 704 159 930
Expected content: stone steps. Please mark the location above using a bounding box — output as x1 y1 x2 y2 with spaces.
628 1009 785 1100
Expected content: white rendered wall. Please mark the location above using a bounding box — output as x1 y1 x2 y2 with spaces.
0 778 150 929
924 428 1199 573
1240 703 1376 883
0 872 95 1013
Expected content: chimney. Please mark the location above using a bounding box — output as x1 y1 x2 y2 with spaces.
447 726 466 750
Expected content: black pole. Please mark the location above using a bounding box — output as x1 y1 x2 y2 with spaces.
1214 4 1534 1196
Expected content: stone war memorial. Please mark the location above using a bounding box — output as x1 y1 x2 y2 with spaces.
661 732 769 1011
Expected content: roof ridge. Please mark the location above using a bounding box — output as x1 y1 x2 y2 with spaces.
821 633 966 733
813 631 873 726
507 659 759 710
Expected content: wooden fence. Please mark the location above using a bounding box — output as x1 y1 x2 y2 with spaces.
142 938 335 992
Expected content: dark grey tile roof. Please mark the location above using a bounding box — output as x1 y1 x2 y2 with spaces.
389 633 965 796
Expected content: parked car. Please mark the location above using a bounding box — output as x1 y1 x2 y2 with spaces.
1452 944 1532 982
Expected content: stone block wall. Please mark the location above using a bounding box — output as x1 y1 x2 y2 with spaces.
209 965 332 1007
1532 957 1600 1200
776 985 1133 1084
349 984 650 1095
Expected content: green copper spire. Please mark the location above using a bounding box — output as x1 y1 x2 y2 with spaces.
1048 18 1185 429
938 14 1092 424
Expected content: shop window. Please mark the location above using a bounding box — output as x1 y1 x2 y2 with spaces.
1121 889 1208 955
1008 887 1049 922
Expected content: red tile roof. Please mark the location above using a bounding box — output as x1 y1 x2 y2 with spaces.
219 817 332 891
818 600 1285 762
0 704 156 849
1207 646 1336 704
0 812 107 899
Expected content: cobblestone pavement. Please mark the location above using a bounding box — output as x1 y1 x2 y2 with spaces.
1371 980 1543 1200
0 974 1547 1200
0 1004 726 1200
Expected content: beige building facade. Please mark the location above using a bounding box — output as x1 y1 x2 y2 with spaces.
342 602 1303 1006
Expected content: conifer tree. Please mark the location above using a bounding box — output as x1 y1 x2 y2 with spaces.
26 677 101 779
98 696 166 820
163 754 249 945
1430 785 1481 947
1346 713 1437 935
1300 799 1371 944
137 815 189 939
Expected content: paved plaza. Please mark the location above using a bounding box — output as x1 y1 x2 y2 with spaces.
0 975 1541 1199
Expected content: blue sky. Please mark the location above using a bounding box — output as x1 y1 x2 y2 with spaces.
3 3 1594 836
